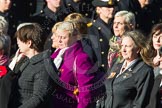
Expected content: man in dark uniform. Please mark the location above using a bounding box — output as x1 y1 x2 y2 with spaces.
0 0 11 34
35 0 46 13
8 0 37 56
62 0 95 20
117 0 162 36
88 0 117 72
30 0 70 50
0 0 11 18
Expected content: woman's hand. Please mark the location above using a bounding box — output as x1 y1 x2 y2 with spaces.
8 49 24 70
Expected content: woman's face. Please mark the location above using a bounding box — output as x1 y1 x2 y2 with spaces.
113 16 127 37
51 33 59 48
152 31 162 50
56 29 77 49
17 38 30 55
121 37 139 62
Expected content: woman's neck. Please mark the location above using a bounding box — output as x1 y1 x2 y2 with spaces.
26 50 40 59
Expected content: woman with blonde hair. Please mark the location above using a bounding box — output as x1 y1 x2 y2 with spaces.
64 13 97 63
51 21 102 108
51 22 62 49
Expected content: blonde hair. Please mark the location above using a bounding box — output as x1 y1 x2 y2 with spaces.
52 22 62 33
57 21 77 33
64 13 85 22
64 13 87 35
56 21 81 40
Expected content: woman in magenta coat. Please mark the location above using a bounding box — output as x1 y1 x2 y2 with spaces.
50 21 104 108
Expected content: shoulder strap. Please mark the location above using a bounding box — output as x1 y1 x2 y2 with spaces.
132 61 145 74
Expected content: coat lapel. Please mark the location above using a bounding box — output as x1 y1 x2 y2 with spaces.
114 59 143 83
107 62 122 79
44 58 60 80
19 58 30 72
115 68 133 83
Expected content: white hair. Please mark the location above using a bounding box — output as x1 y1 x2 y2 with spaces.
115 10 136 27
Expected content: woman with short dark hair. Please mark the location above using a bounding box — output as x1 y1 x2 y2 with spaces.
7 23 54 108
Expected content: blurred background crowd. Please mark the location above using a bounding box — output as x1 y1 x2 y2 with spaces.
0 0 162 108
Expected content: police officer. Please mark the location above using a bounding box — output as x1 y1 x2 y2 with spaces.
7 0 37 55
0 0 11 18
0 0 11 35
30 0 70 50
117 0 162 36
88 0 117 72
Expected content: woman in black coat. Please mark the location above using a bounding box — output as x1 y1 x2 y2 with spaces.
99 30 154 108
0 57 26 108
6 23 55 108
146 23 162 108
146 74 162 108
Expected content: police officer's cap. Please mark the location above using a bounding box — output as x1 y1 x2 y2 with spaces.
92 0 117 7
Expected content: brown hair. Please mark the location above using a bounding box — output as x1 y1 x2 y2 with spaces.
64 13 87 35
15 23 45 52
149 23 162 38
122 30 155 66
148 23 162 60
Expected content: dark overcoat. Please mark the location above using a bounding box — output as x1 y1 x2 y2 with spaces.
103 59 154 108
0 57 27 108
88 17 113 72
8 50 55 108
146 74 162 108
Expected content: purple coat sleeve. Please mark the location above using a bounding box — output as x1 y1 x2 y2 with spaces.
75 53 96 108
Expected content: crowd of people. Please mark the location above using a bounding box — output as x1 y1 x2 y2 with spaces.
0 0 162 108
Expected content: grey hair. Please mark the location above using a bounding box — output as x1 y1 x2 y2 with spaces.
57 21 79 36
0 16 8 35
0 34 11 56
115 10 136 28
